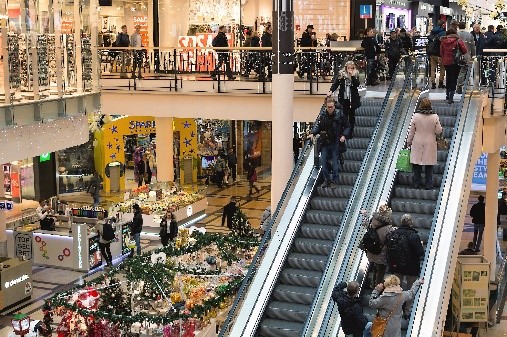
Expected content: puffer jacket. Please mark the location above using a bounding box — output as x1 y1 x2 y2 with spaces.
332 282 368 335
440 34 468 66
365 212 393 265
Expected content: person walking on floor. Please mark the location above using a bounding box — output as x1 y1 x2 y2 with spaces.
211 25 236 80
227 149 238 183
298 25 318 80
361 28 381 86
386 214 424 318
95 212 113 267
328 61 361 138
310 97 351 188
87 171 102 207
136 154 152 186
369 275 423 337
332 281 372 337
245 157 260 196
116 25 130 78
406 98 443 190
384 30 402 80
440 28 468 104
131 204 143 256
222 197 239 229
159 210 171 247
130 24 143 79
456 21 476 94
260 24 273 80
470 195 486 252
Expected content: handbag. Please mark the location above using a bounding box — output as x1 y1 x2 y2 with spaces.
396 149 412 173
452 40 466 66
436 133 449 150
371 294 404 337
251 169 258 182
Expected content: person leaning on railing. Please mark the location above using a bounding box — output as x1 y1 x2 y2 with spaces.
116 25 130 79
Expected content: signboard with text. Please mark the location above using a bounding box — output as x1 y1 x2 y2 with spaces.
177 34 235 72
360 5 373 19
133 16 149 47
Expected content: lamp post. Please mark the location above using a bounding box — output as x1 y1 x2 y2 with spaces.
11 313 31 337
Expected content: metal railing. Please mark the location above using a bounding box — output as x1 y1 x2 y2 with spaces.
480 53 507 114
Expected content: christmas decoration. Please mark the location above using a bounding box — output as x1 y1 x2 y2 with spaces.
231 208 255 238
36 304 53 336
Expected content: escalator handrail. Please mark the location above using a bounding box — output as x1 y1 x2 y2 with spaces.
302 56 414 336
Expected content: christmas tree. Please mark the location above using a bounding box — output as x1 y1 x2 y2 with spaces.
97 277 130 316
231 208 255 237
37 303 53 336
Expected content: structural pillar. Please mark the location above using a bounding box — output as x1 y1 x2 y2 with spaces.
155 117 174 182
0 177 6 257
271 0 294 220
485 150 500 281
74 0 83 92
1 15 10 104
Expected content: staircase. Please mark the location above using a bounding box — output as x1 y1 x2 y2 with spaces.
257 98 384 337
360 100 459 330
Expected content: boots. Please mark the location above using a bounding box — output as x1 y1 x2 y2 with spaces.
438 81 446 89
448 90 455 104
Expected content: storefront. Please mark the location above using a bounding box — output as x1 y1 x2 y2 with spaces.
57 136 95 194
411 2 434 35
378 0 412 33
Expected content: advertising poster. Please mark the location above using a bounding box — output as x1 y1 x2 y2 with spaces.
10 171 21 202
61 17 74 34
89 235 102 270
121 222 131 255
460 265 489 322
133 16 149 47
472 153 487 187
244 121 262 167
177 33 234 72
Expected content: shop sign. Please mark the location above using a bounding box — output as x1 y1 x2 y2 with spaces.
133 16 149 48
0 200 14 210
14 232 32 261
419 3 434 12
10 172 20 199
386 0 410 9
129 120 156 130
4 274 29 289
472 153 487 186
440 7 452 15
360 5 373 19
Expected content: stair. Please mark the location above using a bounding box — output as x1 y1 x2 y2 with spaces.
257 98 384 337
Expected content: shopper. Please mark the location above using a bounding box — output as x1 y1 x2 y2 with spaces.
298 24 318 80
328 61 361 138
362 204 393 286
332 281 372 337
37 199 55 231
241 30 260 77
131 204 143 256
386 214 424 317
159 210 171 247
456 22 476 94
260 24 273 80
88 171 102 207
398 28 413 54
168 213 178 242
440 28 468 104
406 98 443 190
136 154 152 186
95 213 113 267
222 197 239 229
497 191 507 227
227 149 238 183
361 28 381 86
245 157 261 195
384 31 402 80
470 195 486 252
310 97 350 188
369 275 423 337
116 25 130 78
130 24 143 79
459 241 478 255
211 25 236 80
427 20 446 89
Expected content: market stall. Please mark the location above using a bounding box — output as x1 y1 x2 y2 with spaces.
0 258 33 310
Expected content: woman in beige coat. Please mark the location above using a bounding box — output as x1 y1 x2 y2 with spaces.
407 98 443 190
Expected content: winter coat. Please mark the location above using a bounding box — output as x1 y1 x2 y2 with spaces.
222 202 238 228
470 201 485 225
131 210 143 234
385 37 402 59
430 26 446 39
261 32 272 47
407 109 443 166
311 108 351 147
244 36 252 47
213 32 229 47
365 212 393 265
332 282 368 335
169 219 178 240
390 226 424 276
457 29 476 59
369 280 422 337
486 31 507 50
251 36 261 48
470 31 486 55
440 35 468 66
330 70 361 109
300 30 316 47
399 34 413 53
88 175 101 198
115 32 130 47
361 37 381 59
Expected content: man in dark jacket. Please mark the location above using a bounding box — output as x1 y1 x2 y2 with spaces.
298 24 318 80
428 20 446 89
389 213 424 317
260 24 273 79
361 28 381 86
211 25 236 80
227 149 238 182
311 97 351 188
222 197 239 229
131 204 143 255
470 195 485 252
116 25 130 78
384 31 402 80
332 281 371 337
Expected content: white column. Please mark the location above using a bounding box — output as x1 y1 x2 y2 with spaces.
155 117 174 182
74 0 83 93
485 150 499 281
90 0 99 92
271 74 294 225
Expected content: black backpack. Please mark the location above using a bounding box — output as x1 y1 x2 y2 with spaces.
101 221 116 241
360 222 388 255
385 229 411 273
426 33 441 56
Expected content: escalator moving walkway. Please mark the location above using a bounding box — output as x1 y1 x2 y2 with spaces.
258 98 384 337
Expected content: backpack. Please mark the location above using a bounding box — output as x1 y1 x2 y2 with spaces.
385 229 411 273
426 33 441 56
101 221 116 241
452 40 466 66
360 222 388 255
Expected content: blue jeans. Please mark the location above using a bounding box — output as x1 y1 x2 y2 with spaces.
133 232 141 255
345 322 372 337
92 195 100 208
320 144 339 183
473 224 484 251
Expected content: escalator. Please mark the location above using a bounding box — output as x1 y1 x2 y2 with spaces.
257 98 384 337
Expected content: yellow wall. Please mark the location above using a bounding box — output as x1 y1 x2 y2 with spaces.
173 118 198 184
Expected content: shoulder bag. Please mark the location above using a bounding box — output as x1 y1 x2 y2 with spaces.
436 133 449 150
371 293 403 337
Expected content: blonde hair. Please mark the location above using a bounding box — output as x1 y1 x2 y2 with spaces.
384 274 400 288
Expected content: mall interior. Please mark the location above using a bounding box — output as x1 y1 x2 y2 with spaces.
0 0 507 336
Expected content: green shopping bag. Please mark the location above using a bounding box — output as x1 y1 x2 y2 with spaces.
396 149 412 172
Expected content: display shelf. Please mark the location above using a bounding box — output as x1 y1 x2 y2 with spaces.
8 34 20 89
18 34 30 90
37 34 49 86
71 207 105 219
47 34 57 84
82 37 92 83
66 34 76 86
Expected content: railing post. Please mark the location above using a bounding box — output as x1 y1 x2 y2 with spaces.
173 49 178 92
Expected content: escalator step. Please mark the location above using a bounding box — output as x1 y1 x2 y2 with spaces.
432 106 459 116
360 99 383 107
346 138 371 149
342 160 363 173
397 173 442 187
272 284 317 305
355 106 382 116
316 185 353 198
311 196 349 212
439 116 457 127
306 209 343 226
391 198 437 214
265 301 310 323
394 186 439 201
279 268 323 287
355 116 379 127
258 319 305 337
354 127 375 139
293 238 334 255
337 173 361 186
286 252 328 271
343 149 367 161
300 223 339 240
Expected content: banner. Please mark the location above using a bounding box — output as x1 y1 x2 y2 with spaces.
133 16 149 47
